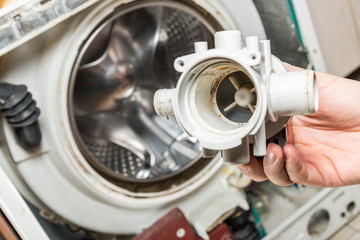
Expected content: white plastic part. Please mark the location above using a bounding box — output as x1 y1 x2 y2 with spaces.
154 30 319 164
154 89 175 117
195 42 208 54
228 174 252 189
269 71 319 116
222 137 250 164
202 148 218 158
246 36 260 52
0 163 49 240
253 122 267 156
215 30 242 49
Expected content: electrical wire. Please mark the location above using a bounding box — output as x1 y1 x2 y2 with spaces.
247 194 266 238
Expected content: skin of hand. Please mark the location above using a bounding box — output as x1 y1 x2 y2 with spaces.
238 64 360 187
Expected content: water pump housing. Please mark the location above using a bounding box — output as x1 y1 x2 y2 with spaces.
154 30 318 164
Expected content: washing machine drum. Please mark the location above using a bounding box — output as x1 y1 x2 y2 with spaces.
70 4 215 185
0 0 247 235
66 0 229 192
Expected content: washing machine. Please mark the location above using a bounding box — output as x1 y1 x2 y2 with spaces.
0 0 269 239
2 1 360 240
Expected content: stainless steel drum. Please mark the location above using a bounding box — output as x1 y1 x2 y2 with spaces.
68 1 222 187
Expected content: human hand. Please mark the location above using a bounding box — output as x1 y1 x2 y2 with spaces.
238 64 360 187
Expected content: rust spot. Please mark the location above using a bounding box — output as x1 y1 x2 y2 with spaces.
218 114 222 117
155 97 164 116
216 66 231 71
156 105 163 116
209 67 242 102
210 75 224 100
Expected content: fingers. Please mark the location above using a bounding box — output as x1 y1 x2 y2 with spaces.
283 144 325 186
238 144 294 185
237 155 267 182
238 142 324 187
263 143 293 186
263 144 320 186
282 144 306 183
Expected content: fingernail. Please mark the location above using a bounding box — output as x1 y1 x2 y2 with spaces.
265 153 277 164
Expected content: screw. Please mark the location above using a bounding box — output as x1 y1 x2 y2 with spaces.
176 228 186 238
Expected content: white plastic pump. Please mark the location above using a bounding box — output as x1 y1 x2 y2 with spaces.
154 30 319 164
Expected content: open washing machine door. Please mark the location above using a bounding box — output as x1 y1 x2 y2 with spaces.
0 0 265 238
